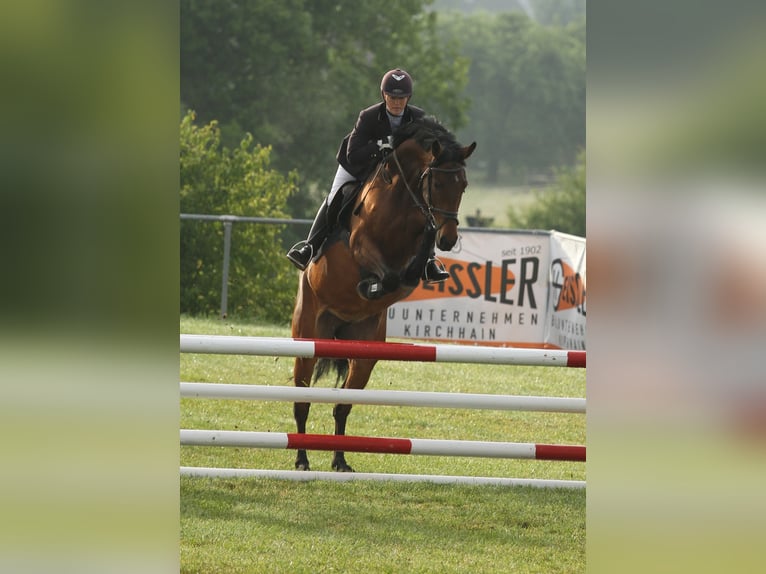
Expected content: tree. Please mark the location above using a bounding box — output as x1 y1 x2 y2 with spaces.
533 0 586 27
437 12 585 183
181 0 470 216
506 149 585 237
180 111 299 321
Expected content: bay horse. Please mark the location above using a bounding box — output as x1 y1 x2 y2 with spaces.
291 117 476 471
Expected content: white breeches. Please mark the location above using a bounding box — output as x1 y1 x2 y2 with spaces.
327 164 356 204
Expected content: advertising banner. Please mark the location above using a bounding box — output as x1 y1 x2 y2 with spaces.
385 229 586 349
545 231 587 350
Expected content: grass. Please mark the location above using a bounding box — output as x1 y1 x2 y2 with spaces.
180 315 586 573
181 479 584 574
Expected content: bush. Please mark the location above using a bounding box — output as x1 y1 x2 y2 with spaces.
507 150 585 237
180 110 299 322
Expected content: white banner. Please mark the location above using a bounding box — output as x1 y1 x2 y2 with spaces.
545 231 587 350
386 229 586 349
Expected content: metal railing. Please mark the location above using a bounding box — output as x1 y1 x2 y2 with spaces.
180 213 311 318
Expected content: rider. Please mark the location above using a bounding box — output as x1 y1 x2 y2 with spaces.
285 68 450 283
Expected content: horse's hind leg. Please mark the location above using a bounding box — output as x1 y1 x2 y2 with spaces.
293 357 316 470
293 402 311 470
331 358 378 472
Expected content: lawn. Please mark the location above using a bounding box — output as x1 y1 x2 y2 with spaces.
459 183 544 229
180 316 586 573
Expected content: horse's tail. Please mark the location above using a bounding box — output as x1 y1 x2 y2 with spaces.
313 358 349 388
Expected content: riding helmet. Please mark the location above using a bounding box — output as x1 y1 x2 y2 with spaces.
380 68 413 98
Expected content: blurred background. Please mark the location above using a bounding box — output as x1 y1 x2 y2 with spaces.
588 1 766 572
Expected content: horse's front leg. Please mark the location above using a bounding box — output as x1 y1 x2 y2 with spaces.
350 241 401 300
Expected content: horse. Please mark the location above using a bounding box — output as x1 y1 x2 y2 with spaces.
290 116 476 472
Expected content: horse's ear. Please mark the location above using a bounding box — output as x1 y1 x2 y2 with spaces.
461 142 477 160
430 139 442 159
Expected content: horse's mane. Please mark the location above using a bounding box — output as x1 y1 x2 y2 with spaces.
391 116 465 166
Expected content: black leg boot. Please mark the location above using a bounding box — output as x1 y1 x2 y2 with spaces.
286 201 330 270
423 253 450 283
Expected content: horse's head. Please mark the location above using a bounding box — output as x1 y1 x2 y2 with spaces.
389 117 476 253
422 138 477 251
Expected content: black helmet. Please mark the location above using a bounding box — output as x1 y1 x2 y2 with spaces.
380 68 413 98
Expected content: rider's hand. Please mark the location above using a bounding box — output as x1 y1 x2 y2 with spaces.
376 139 393 154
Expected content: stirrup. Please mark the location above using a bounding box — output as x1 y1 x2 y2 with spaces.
424 258 450 284
286 241 313 271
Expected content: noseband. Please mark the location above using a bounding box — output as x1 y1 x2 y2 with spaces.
390 149 465 232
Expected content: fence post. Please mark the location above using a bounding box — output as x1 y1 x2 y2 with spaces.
221 219 233 318
179 214 328 318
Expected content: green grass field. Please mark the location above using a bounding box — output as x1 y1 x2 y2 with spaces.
180 316 586 573
459 183 543 229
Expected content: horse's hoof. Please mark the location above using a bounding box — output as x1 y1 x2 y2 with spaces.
295 462 310 471
331 462 355 473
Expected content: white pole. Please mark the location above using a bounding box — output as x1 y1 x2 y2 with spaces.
180 466 586 489
408 438 536 458
181 429 288 449
180 335 316 357
180 382 586 413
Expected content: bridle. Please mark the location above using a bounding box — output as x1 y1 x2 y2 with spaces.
390 148 465 232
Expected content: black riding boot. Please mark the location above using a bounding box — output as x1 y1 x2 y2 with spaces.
286 201 330 270
423 254 450 283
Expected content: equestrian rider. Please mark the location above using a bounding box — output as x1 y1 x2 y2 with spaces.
285 68 450 284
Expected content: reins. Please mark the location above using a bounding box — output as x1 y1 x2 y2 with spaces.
352 160 387 217
390 149 464 231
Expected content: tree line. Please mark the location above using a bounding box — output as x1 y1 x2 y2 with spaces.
443 11 585 183
181 0 584 213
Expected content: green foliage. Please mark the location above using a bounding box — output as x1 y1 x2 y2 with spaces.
180 111 299 322
181 0 470 217
507 150 585 237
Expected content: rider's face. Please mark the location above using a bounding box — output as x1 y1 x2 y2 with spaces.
384 93 409 116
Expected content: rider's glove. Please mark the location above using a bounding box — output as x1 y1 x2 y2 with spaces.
376 138 393 154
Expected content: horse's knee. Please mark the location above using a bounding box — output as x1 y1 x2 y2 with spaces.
356 277 385 300
333 403 352 420
356 272 400 300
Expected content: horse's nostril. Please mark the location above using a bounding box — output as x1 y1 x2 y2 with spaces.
438 236 456 251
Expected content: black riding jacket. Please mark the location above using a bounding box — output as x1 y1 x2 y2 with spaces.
336 101 425 180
